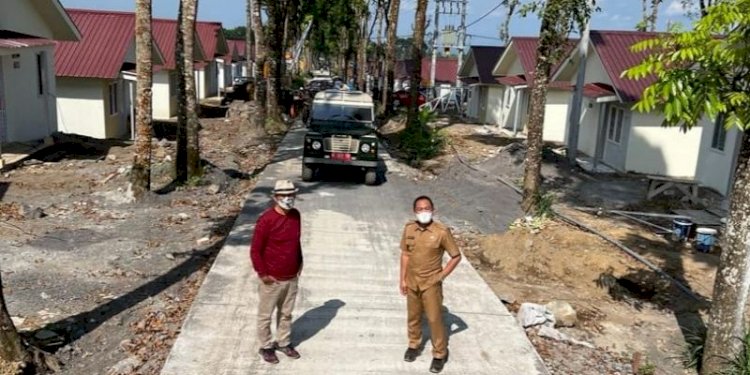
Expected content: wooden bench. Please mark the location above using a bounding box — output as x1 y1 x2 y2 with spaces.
646 175 701 205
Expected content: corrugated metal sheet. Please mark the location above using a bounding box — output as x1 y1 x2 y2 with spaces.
582 82 616 98
196 21 226 59
227 39 246 60
511 37 577 84
54 9 135 79
0 36 55 49
421 57 458 84
590 30 659 102
472 46 505 84
152 19 179 70
496 75 526 86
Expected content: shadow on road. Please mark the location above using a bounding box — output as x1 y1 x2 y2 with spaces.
291 299 346 347
419 306 468 351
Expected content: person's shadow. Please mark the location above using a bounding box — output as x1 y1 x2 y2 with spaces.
420 306 468 353
291 299 346 347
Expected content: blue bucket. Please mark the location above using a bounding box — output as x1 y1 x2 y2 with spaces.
672 219 693 241
696 227 718 253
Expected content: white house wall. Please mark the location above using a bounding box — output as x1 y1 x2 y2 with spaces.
1 46 57 142
695 117 741 195
0 0 56 40
625 111 703 178
542 90 571 144
56 77 107 139
577 98 600 156
153 70 177 120
484 86 504 125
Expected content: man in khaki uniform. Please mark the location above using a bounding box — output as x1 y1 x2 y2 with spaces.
400 195 462 373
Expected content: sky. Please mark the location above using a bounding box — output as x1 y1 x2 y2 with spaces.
60 0 695 46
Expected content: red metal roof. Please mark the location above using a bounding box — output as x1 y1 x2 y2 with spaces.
581 82 617 98
0 31 55 49
421 57 458 84
394 57 458 85
227 39 246 59
54 9 136 79
196 21 226 59
510 37 578 84
496 74 527 86
590 30 661 102
152 18 179 70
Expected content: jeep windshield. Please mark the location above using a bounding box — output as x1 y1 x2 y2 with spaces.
309 103 374 134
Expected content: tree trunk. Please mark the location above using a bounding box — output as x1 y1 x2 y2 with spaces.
265 3 284 123
407 0 428 128
649 0 661 31
175 1 188 184
701 132 750 375
183 0 201 179
131 0 153 200
246 0 253 78
0 273 28 368
521 2 558 214
250 0 267 125
357 8 368 91
382 0 400 115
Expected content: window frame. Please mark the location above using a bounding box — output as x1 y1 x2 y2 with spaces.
710 114 727 152
108 82 119 116
606 106 624 144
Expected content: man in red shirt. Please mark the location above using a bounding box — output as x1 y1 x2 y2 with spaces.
250 180 303 364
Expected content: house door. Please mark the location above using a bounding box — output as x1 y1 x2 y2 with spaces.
0 58 6 143
601 104 631 171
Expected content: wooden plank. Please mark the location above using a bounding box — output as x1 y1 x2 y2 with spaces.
672 209 724 226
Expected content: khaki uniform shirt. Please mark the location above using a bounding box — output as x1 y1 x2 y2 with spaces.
400 221 460 291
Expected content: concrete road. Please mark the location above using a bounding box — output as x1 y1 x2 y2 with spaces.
161 128 548 375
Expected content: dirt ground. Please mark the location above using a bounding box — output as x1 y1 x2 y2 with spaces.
426 121 720 375
0 117 282 374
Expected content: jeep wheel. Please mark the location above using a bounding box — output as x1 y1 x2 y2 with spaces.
364 169 378 186
302 165 315 182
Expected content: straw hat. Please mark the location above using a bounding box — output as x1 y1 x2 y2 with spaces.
272 179 298 195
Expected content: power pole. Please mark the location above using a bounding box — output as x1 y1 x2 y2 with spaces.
566 0 592 165
430 1 441 93
455 0 468 89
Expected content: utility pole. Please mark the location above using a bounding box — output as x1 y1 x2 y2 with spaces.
430 1 441 94
455 0 468 89
566 0 592 165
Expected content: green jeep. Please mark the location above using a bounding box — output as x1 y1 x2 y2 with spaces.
302 89 379 185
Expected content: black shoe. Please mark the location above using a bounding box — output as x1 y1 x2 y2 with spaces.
430 357 446 373
404 347 420 362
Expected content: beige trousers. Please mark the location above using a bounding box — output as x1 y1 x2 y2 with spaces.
407 283 447 359
257 277 299 349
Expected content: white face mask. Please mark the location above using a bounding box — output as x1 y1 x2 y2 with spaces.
416 212 433 224
277 196 296 210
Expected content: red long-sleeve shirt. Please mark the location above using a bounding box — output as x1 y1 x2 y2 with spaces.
250 208 303 280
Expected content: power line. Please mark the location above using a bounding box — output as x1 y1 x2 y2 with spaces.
465 1 504 30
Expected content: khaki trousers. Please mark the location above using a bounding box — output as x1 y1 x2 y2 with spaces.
407 283 447 359
257 277 299 349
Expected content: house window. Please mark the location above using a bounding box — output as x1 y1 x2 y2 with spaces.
606 106 624 144
36 52 47 95
108 82 119 115
711 114 727 151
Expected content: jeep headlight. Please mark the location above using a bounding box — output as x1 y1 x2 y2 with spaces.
360 143 371 153
312 140 322 150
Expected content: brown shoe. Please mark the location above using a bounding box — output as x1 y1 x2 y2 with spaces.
276 345 301 359
259 348 279 364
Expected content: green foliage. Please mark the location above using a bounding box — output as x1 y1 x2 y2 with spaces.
399 108 444 164
716 331 750 375
223 26 247 40
302 0 368 66
623 0 750 132
681 327 707 370
535 191 555 219
638 361 657 375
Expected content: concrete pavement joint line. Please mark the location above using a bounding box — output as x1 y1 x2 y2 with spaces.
161 126 549 375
